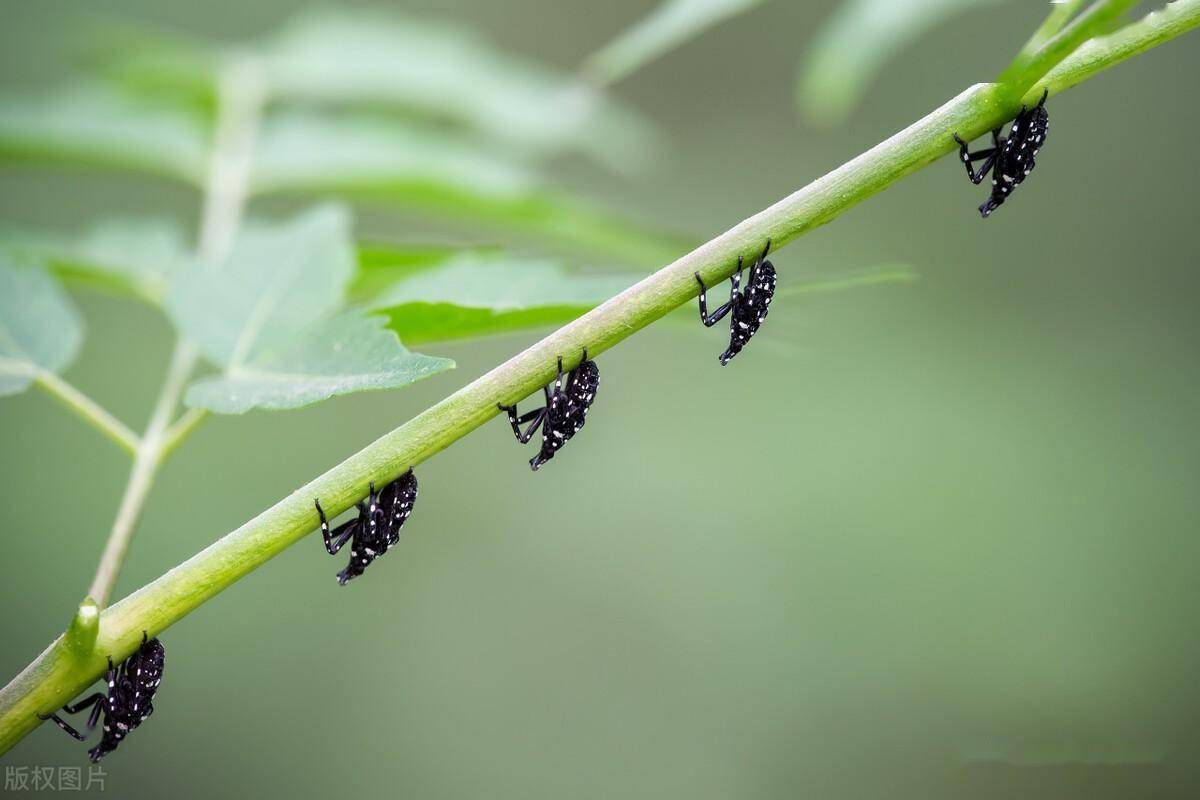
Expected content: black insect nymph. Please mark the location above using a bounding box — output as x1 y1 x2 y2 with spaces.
499 347 600 471
314 468 418 584
694 239 777 364
953 88 1050 217
40 632 166 762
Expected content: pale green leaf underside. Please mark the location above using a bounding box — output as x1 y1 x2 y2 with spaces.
250 112 684 267
584 0 769 85
251 113 534 197
369 253 642 345
798 0 1007 126
0 84 207 182
1 219 190 305
107 9 653 169
169 204 354 368
169 203 454 413
0 84 681 266
256 9 654 167
0 256 83 396
184 312 453 413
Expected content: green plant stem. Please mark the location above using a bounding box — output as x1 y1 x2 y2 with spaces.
85 58 265 609
33 371 140 455
1000 0 1091 84
1008 0 1140 93
161 407 208 460
86 339 199 607
1 1 1196 757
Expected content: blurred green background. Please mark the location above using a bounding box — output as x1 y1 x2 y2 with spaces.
2 1 1198 797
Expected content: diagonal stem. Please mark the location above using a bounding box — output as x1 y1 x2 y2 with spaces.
999 0 1091 84
33 371 140 455
1005 0 1140 93
86 339 200 607
84 58 266 609
1 0 1196 757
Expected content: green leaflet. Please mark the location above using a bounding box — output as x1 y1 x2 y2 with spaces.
0 83 207 183
106 8 654 170
184 312 452 414
584 0 770 86
367 252 643 345
798 0 1009 126
250 112 685 267
0 255 84 396
0 218 190 305
0 82 683 267
167 204 453 413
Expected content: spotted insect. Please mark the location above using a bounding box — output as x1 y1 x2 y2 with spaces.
498 348 599 471
694 239 777 365
315 468 418 585
40 632 165 762
953 88 1050 217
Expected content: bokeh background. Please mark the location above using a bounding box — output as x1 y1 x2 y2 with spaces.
2 1 1198 797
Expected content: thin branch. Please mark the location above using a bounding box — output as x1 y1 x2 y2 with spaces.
1 0 1196 756
1008 0 1140 93
161 408 208 460
85 58 267 609
86 339 199 607
999 0 1092 84
33 371 140 455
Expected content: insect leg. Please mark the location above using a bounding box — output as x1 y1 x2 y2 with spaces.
745 239 771 285
499 403 544 442
694 262 736 327
551 356 565 408
366 482 380 540
40 693 106 741
84 696 107 731
515 408 547 444
40 712 92 741
952 134 998 184
756 239 772 267
60 693 106 716
515 408 544 424
315 499 359 555
565 347 589 392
